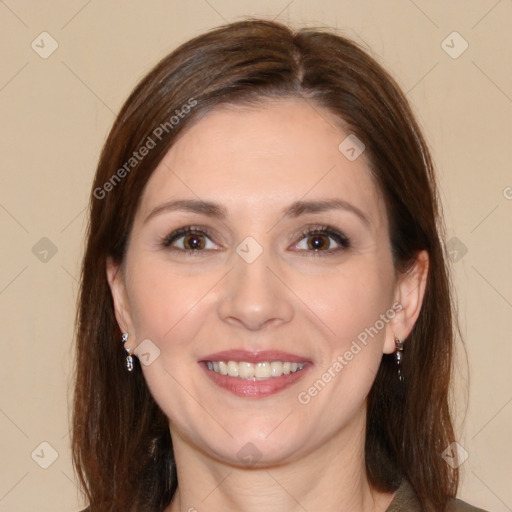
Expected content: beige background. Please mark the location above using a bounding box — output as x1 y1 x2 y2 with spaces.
0 1 511 511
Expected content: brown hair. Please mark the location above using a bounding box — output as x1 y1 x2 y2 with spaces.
72 18 460 511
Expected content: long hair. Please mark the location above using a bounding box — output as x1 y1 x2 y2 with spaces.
72 19 460 511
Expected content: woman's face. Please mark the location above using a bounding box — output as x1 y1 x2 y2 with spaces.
108 98 416 467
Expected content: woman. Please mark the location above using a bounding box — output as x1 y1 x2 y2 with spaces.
72 19 488 512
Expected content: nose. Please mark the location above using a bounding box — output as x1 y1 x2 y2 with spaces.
217 252 295 332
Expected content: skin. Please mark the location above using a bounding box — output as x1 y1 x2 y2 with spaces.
107 98 429 512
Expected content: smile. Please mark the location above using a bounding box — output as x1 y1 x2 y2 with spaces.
206 360 306 380
200 350 312 398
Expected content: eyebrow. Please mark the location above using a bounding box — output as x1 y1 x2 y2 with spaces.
144 199 227 224
143 198 371 227
283 199 371 227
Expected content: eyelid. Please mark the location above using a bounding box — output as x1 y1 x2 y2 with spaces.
289 224 351 254
160 223 350 255
160 225 221 251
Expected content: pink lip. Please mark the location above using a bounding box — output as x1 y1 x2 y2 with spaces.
200 350 310 364
198 350 313 399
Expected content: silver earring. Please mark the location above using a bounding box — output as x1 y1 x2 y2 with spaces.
121 333 134 372
394 336 404 383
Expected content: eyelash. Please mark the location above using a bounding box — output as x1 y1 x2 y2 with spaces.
160 224 351 256
160 225 217 255
295 225 351 255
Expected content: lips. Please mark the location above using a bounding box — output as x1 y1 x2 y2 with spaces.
200 350 309 364
199 350 313 398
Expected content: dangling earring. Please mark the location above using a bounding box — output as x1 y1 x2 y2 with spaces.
394 336 404 383
121 332 134 372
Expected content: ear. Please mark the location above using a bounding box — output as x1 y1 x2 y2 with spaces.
106 256 135 341
383 250 429 354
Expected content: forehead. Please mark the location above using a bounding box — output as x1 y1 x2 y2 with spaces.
137 98 386 229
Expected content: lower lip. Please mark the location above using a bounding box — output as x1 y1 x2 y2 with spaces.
200 362 312 398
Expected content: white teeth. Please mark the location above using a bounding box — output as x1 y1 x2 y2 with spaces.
205 360 307 380
270 361 283 376
227 360 239 377
255 362 271 379
218 361 228 375
238 362 254 379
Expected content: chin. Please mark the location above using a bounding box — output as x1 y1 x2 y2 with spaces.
199 426 312 468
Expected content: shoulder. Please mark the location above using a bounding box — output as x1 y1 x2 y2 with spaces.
386 479 421 511
386 479 490 512
447 498 489 512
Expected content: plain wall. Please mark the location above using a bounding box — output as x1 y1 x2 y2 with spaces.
0 1 510 510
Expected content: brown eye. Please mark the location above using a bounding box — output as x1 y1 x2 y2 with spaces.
162 226 219 252
293 226 350 254
183 233 206 250
307 234 330 250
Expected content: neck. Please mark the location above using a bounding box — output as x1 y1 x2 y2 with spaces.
164 411 395 512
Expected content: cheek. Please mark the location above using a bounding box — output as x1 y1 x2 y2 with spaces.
126 256 219 351
125 258 218 414
292 265 394 422
298 258 394 346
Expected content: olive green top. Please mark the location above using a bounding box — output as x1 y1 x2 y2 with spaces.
386 479 488 511
80 478 489 511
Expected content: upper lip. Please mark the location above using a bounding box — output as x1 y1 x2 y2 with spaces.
200 350 311 364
